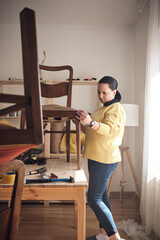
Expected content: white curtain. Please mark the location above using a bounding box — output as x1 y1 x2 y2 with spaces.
140 0 160 238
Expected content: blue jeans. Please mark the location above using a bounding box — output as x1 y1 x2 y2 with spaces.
87 159 119 237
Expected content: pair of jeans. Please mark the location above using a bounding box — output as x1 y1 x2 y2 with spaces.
87 159 118 237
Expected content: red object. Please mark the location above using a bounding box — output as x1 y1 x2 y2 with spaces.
51 173 58 179
0 145 34 164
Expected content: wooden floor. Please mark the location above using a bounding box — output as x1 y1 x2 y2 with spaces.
6 193 141 240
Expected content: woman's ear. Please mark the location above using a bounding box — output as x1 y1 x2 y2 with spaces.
113 89 117 97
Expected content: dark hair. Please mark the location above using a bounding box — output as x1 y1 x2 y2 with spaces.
99 76 121 102
98 76 118 91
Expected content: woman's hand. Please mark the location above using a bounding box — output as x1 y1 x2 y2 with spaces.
75 110 100 131
76 110 92 126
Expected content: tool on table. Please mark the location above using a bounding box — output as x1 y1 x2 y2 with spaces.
40 172 58 179
50 173 58 179
25 167 48 176
26 176 74 184
41 172 48 179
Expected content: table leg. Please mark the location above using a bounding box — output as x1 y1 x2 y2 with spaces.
77 188 86 240
74 200 78 229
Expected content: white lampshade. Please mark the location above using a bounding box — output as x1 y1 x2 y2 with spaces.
122 104 139 127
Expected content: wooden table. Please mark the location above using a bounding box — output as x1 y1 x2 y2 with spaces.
0 158 88 240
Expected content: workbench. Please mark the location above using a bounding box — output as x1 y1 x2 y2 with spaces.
0 158 88 240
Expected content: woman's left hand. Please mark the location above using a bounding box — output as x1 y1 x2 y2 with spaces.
76 110 92 125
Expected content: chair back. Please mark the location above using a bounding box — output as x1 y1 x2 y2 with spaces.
39 65 73 107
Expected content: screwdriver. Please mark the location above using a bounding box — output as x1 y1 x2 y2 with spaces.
25 167 48 176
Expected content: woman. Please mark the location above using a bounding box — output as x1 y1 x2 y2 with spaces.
76 76 126 240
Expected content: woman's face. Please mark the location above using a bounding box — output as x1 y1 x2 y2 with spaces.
97 83 116 104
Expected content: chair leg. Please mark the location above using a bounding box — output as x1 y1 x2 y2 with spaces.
0 160 24 240
10 161 24 240
76 120 81 169
66 121 70 162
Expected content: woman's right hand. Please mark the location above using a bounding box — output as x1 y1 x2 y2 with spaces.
76 110 92 125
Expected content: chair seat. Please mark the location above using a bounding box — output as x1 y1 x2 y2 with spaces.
42 104 77 118
0 145 35 164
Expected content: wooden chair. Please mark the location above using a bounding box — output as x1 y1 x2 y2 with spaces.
0 7 43 240
40 64 81 169
0 8 43 155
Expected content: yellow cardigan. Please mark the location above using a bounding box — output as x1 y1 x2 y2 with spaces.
83 103 126 164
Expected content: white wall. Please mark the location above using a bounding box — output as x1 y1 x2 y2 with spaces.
0 23 134 101
0 1 148 192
